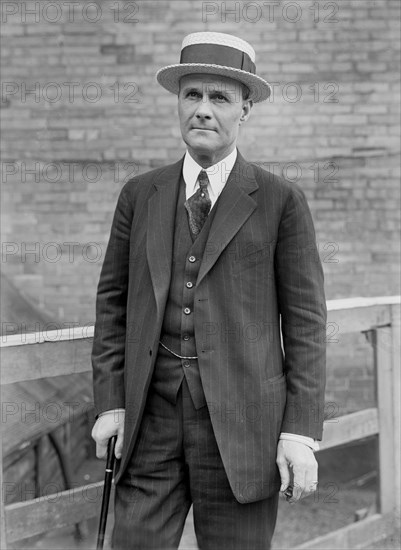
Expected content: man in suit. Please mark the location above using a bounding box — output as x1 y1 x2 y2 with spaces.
91 32 326 550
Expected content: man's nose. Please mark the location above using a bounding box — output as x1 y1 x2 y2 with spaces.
195 98 212 119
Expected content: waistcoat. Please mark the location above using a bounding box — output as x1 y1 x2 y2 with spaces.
151 175 219 409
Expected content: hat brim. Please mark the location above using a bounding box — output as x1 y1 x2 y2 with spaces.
156 63 271 103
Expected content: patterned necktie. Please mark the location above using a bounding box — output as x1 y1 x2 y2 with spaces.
185 170 212 236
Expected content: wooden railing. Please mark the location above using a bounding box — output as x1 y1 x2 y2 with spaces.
1 296 400 549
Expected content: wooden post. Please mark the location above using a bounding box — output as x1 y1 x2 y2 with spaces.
375 314 396 518
1 439 8 549
390 304 400 528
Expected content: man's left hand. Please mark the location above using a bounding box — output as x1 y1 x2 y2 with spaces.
276 440 318 503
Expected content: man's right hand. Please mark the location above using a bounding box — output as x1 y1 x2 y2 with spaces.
91 409 125 459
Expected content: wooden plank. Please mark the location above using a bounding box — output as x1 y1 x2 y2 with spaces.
327 304 391 335
319 408 379 451
326 296 400 311
1 300 399 385
390 304 401 526
5 481 106 543
0 295 398 349
1 337 93 385
1 326 94 348
375 326 396 516
293 513 394 549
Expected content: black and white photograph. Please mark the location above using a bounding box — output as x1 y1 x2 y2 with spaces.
1 1 400 549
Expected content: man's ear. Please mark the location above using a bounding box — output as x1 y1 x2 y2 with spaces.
240 100 253 124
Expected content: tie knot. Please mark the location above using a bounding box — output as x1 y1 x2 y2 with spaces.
198 170 209 191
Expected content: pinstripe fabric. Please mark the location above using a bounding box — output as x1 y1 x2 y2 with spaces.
92 151 327 503
113 377 278 550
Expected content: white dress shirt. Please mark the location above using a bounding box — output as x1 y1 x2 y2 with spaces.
183 148 237 208
100 147 318 452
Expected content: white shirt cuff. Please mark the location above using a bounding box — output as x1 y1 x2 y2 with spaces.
279 432 319 452
98 408 125 419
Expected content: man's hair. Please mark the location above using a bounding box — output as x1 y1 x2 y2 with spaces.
241 84 250 101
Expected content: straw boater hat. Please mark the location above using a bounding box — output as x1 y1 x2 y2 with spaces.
156 32 271 103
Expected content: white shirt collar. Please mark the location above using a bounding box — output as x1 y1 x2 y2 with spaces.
183 148 238 206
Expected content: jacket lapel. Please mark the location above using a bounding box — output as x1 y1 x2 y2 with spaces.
197 152 258 286
146 157 184 317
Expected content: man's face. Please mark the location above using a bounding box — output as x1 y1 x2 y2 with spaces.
178 73 252 166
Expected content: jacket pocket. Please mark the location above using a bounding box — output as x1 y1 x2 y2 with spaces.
264 372 285 384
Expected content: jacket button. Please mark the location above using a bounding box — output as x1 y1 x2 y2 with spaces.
188 256 196 263
184 307 191 315
186 282 193 288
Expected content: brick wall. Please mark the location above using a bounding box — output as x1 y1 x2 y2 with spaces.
1 1 400 411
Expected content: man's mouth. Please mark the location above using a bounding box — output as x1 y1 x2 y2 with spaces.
191 127 216 131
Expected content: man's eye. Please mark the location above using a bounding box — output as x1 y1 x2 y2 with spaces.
215 94 228 102
187 91 201 98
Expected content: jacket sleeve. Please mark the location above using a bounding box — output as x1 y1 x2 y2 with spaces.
91 183 133 416
275 183 327 440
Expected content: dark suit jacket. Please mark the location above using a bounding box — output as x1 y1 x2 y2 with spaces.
91 151 327 503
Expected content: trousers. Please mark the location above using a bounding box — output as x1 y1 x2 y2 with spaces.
112 377 279 550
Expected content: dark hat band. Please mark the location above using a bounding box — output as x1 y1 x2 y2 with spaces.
180 43 256 74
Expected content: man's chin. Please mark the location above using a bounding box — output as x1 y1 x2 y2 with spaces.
186 137 217 155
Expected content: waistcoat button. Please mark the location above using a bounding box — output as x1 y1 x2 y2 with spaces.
188 256 196 263
186 281 193 288
184 307 191 315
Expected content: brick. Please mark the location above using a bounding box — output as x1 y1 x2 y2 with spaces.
354 104 388 114
332 115 368 125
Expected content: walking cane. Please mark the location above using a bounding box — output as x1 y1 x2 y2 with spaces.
96 435 117 550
